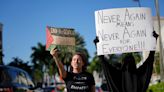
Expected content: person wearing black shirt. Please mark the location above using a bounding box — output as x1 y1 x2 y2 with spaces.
50 50 95 92
93 31 158 92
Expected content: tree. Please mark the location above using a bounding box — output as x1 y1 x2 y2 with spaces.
154 52 160 74
0 50 4 65
30 43 56 83
7 57 32 75
87 52 101 73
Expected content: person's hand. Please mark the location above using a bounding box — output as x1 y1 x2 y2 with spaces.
50 48 59 58
93 36 99 48
153 31 159 40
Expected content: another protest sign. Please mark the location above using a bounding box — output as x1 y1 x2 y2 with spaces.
46 26 75 52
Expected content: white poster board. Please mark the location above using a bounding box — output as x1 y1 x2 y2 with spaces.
95 7 156 55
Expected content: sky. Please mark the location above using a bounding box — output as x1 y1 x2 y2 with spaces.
0 0 164 65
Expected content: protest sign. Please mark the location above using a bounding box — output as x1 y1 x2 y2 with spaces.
95 7 156 55
46 26 75 52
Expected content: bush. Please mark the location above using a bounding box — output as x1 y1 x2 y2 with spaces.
147 82 164 92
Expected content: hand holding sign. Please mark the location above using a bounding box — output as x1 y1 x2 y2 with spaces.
50 48 59 57
153 31 159 40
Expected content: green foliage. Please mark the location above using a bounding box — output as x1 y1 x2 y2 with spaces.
7 57 32 75
147 82 164 92
33 69 43 83
74 32 89 59
30 42 54 83
87 54 101 73
154 53 160 74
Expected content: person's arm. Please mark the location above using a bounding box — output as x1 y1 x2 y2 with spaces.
140 30 158 66
141 30 158 64
93 36 121 92
137 31 158 92
50 48 67 79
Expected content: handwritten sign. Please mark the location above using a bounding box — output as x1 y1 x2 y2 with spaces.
95 7 156 55
46 26 75 52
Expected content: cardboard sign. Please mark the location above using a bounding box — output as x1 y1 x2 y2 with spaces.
95 7 156 55
46 26 75 52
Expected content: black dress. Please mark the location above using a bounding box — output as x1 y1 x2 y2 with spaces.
99 51 155 92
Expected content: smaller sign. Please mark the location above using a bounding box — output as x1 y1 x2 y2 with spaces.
46 26 75 52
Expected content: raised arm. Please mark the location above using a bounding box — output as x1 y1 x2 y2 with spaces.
93 36 121 92
50 48 67 79
137 31 158 92
138 30 158 71
142 30 158 63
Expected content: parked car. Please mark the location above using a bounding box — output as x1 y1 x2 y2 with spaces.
0 65 36 92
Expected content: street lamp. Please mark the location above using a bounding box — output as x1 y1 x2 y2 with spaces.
0 23 3 65
154 0 164 82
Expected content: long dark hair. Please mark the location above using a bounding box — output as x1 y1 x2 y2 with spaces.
70 52 88 72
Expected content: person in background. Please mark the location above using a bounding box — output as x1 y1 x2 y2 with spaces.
93 31 158 92
50 49 95 92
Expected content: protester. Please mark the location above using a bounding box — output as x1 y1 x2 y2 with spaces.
94 31 158 92
50 49 95 92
